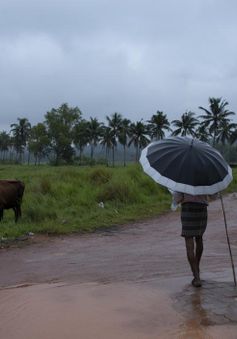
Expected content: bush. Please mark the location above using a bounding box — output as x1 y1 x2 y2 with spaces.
88 167 112 185
40 178 52 195
97 179 142 203
25 205 57 222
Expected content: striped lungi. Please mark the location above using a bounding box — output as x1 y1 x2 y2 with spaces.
181 202 207 237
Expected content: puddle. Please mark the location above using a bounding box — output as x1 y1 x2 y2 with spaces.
0 280 237 339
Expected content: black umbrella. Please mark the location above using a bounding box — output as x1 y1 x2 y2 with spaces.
140 136 236 286
140 136 232 195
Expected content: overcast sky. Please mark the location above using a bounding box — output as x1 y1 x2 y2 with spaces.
1 0 237 131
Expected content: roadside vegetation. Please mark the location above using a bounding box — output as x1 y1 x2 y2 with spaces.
0 164 170 239
0 164 236 241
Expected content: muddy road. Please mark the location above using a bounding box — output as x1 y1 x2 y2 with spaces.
0 194 237 338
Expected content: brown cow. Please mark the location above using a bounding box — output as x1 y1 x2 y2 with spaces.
0 180 25 222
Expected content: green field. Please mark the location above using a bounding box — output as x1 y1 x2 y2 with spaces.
0 164 236 240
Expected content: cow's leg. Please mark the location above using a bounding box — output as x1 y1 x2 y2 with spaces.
18 205 22 217
14 204 22 222
0 209 3 221
13 206 18 223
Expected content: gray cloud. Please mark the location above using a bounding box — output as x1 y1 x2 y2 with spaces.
1 0 237 130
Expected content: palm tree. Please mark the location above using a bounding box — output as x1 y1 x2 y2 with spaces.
147 111 171 140
128 120 150 162
118 118 131 166
216 120 237 145
195 124 210 143
0 131 11 161
106 112 123 166
87 117 103 160
10 118 31 162
199 97 235 146
171 111 199 137
100 126 114 166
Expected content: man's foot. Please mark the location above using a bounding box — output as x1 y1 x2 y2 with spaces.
192 278 202 287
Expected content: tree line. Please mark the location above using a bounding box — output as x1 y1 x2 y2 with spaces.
1 97 237 166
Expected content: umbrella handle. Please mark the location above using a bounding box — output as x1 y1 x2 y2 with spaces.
220 193 237 287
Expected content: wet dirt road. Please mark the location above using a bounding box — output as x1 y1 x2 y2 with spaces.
0 194 237 338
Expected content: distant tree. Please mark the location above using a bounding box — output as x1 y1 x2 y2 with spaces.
0 131 11 161
44 103 81 164
216 120 237 145
106 112 123 166
118 118 131 166
28 123 50 164
100 126 114 166
10 117 31 162
147 111 171 140
230 126 237 145
86 117 104 160
199 97 235 146
171 111 199 137
128 120 150 162
195 124 210 143
73 119 90 164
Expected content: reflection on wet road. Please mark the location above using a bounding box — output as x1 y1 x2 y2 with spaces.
174 280 237 338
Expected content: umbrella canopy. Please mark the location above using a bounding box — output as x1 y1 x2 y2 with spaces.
140 136 233 195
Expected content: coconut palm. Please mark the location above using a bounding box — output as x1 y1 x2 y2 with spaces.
87 117 103 160
147 111 171 140
195 124 210 143
100 126 114 166
216 121 237 145
199 97 235 146
0 131 11 161
128 120 150 162
171 111 199 137
230 124 237 145
118 118 131 166
106 112 123 166
10 117 31 162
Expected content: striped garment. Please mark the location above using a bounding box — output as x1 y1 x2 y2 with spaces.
181 202 207 237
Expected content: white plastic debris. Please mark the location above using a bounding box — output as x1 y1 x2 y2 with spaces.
98 202 105 208
27 232 34 236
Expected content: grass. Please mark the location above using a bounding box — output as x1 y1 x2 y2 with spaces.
0 164 171 239
0 164 236 241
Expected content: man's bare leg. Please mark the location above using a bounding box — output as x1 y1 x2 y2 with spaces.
195 236 203 276
185 237 202 287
